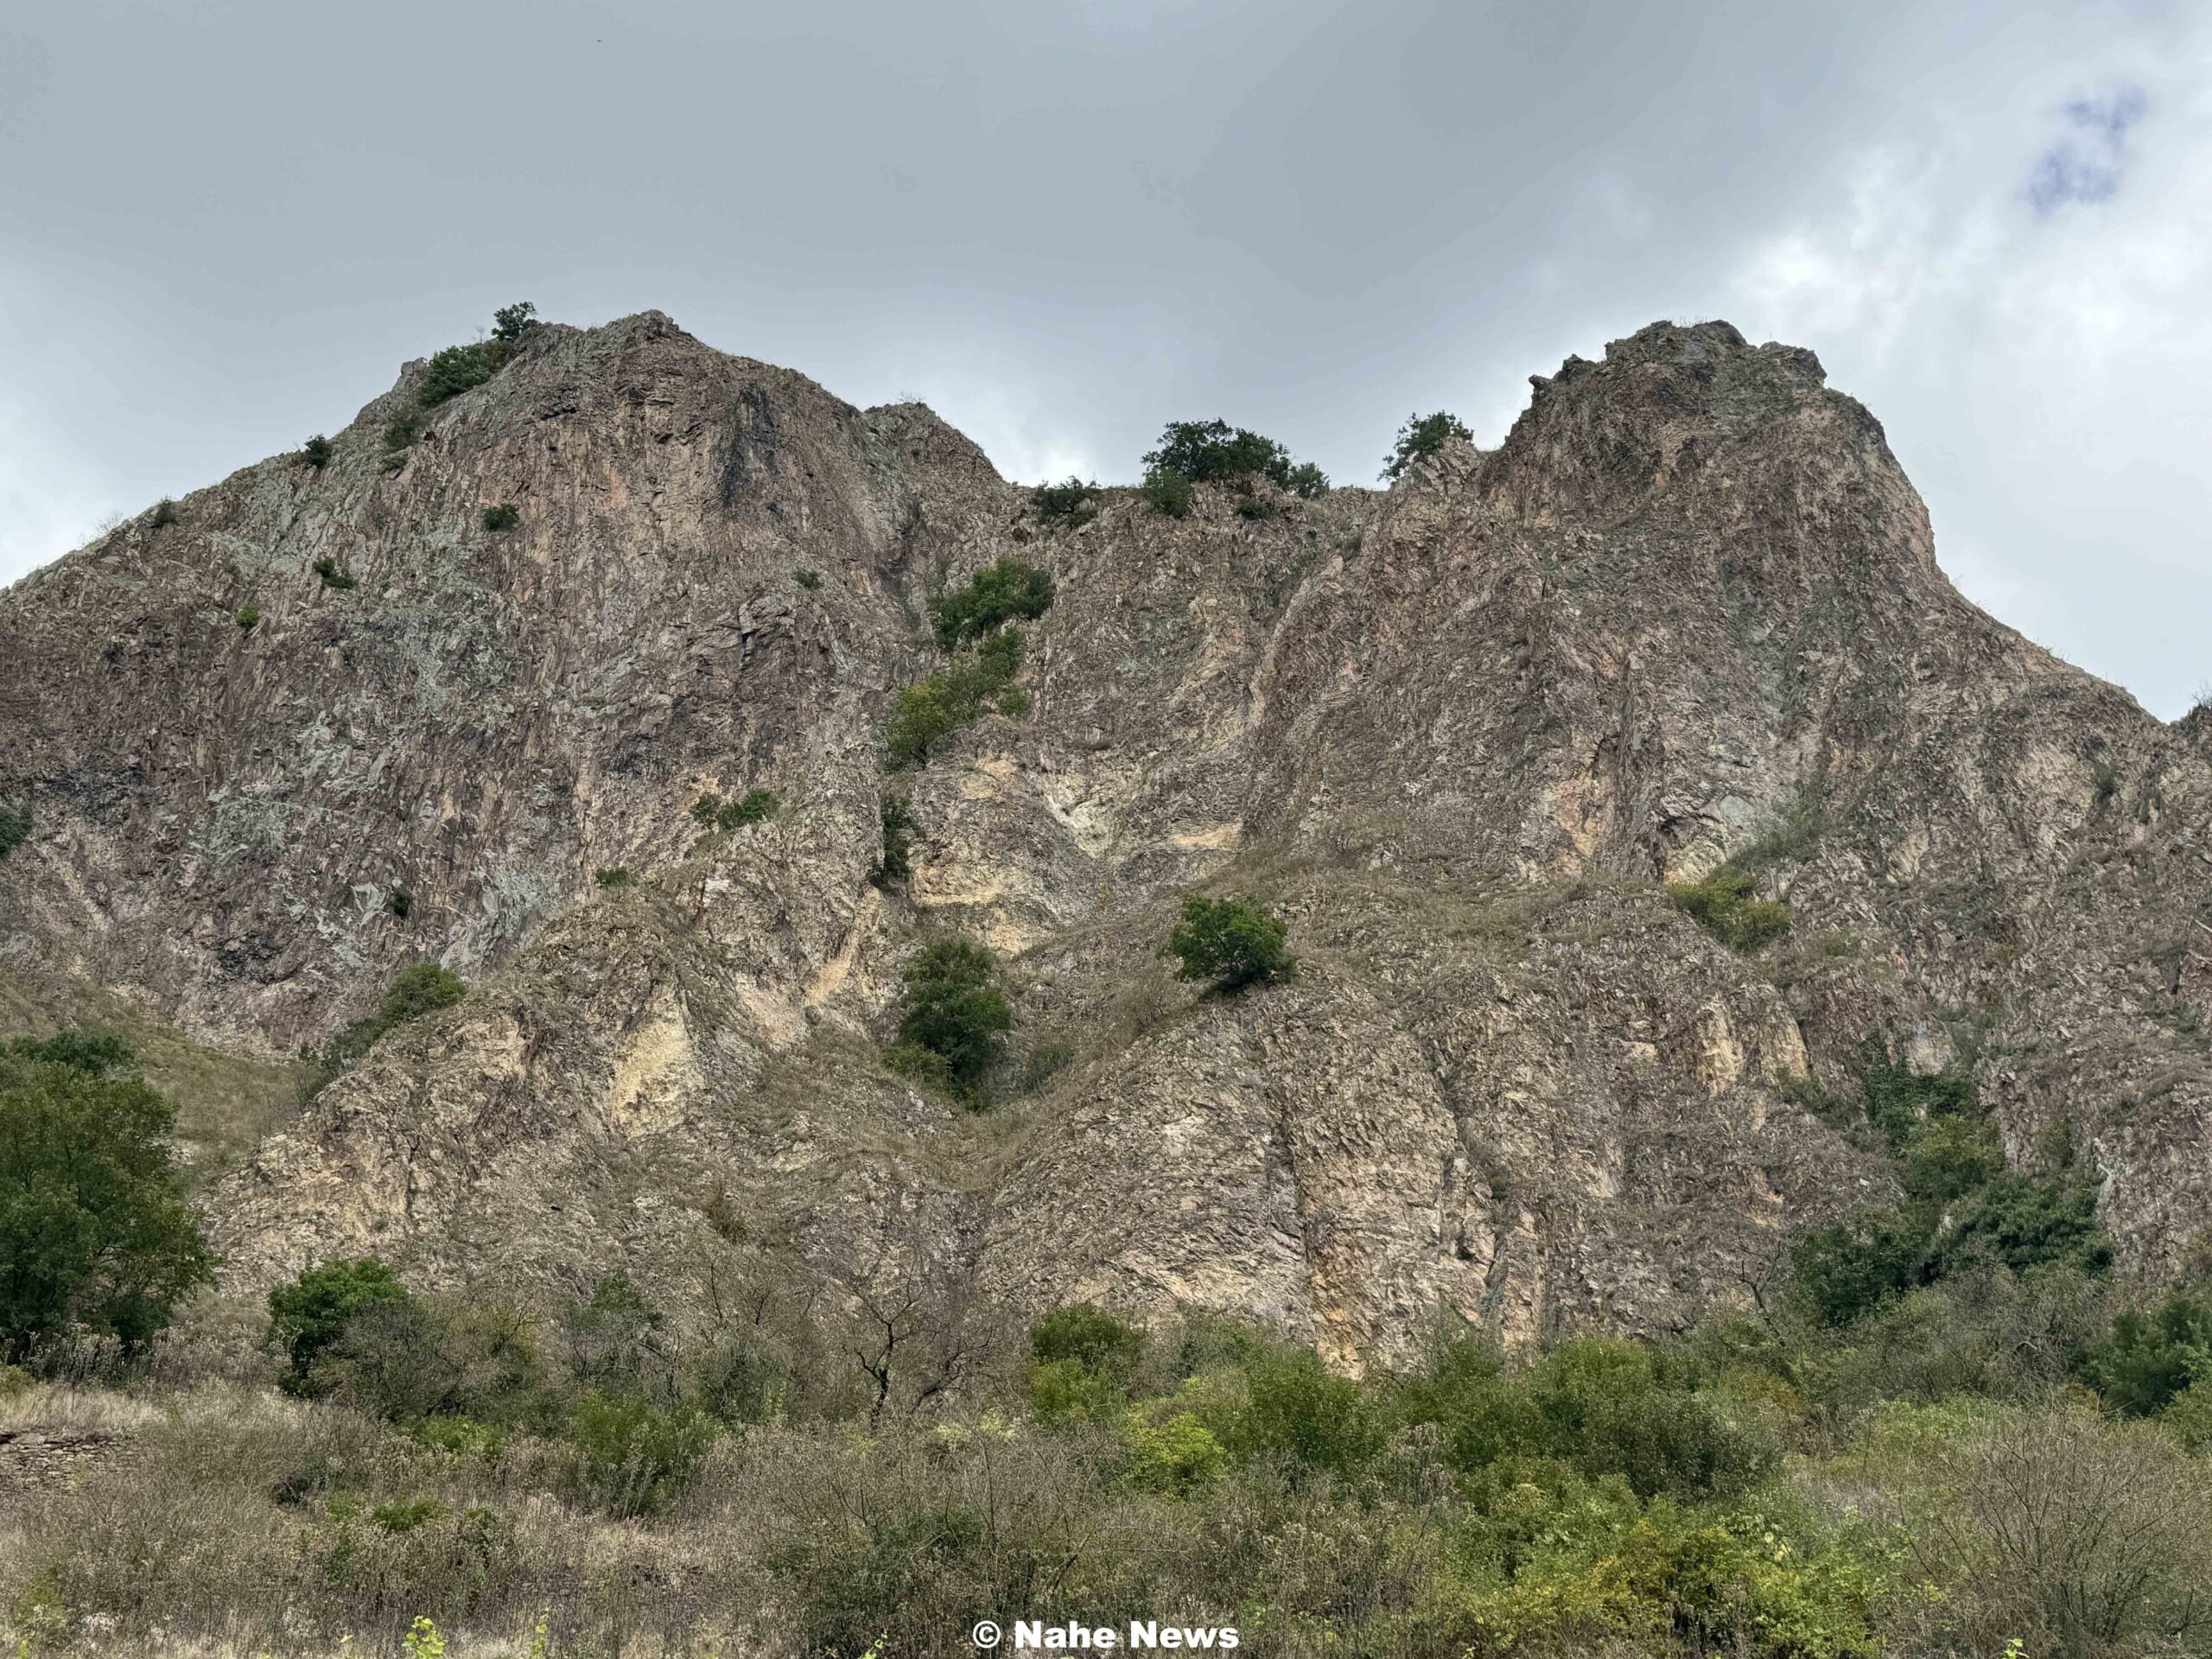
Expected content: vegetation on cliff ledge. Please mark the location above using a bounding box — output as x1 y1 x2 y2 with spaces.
887 558 1053 766
883 939 1014 1104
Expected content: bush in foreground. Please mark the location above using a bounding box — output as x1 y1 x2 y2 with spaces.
0 1039 214 1359
267 1258 410 1395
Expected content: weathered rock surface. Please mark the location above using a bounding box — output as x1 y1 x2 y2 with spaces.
3 312 2207 1356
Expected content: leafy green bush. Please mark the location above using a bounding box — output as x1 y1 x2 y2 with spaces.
1028 1357 1123 1425
1284 460 1330 499
2088 1289 2212 1417
1792 1207 1941 1329
1789 1062 2112 1328
1140 467 1192 518
891 940 1012 1103
885 678 966 767
929 558 1054 649
0 803 29 859
378 308 537 467
886 628 1030 766
1860 1059 1976 1154
0 1045 214 1358
480 504 519 531
690 788 778 833
419 343 505 408
1163 895 1295 992
1666 868 1791 950
1897 1114 2006 1203
266 1258 410 1394
1143 419 1294 486
1382 411 1472 481
385 886 413 918
320 962 468 1078
313 556 358 590
1030 1305 1145 1379
1937 1170 2112 1280
881 1039 953 1091
1128 1412 1230 1491
1218 1346 1382 1478
301 435 334 470
150 498 178 528
1391 1332 1774 1503
6 1028 134 1074
569 1391 715 1516
235 604 261 631
1032 477 1102 524
593 867 633 889
795 568 821 589
876 794 916 886
320 1293 552 1429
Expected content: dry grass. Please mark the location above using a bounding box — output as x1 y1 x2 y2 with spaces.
0 961 307 1183
0 1382 164 1436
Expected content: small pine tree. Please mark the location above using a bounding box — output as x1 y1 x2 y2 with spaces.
301 434 334 470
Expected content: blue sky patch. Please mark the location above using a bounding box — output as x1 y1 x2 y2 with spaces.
2029 87 2148 213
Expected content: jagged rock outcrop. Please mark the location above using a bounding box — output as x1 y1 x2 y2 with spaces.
3 311 2207 1357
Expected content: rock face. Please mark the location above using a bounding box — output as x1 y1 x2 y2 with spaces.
4 311 2209 1360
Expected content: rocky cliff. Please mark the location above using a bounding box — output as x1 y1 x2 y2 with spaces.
3 311 2207 1361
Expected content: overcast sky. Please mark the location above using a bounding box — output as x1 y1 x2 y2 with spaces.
3 1 2208 715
